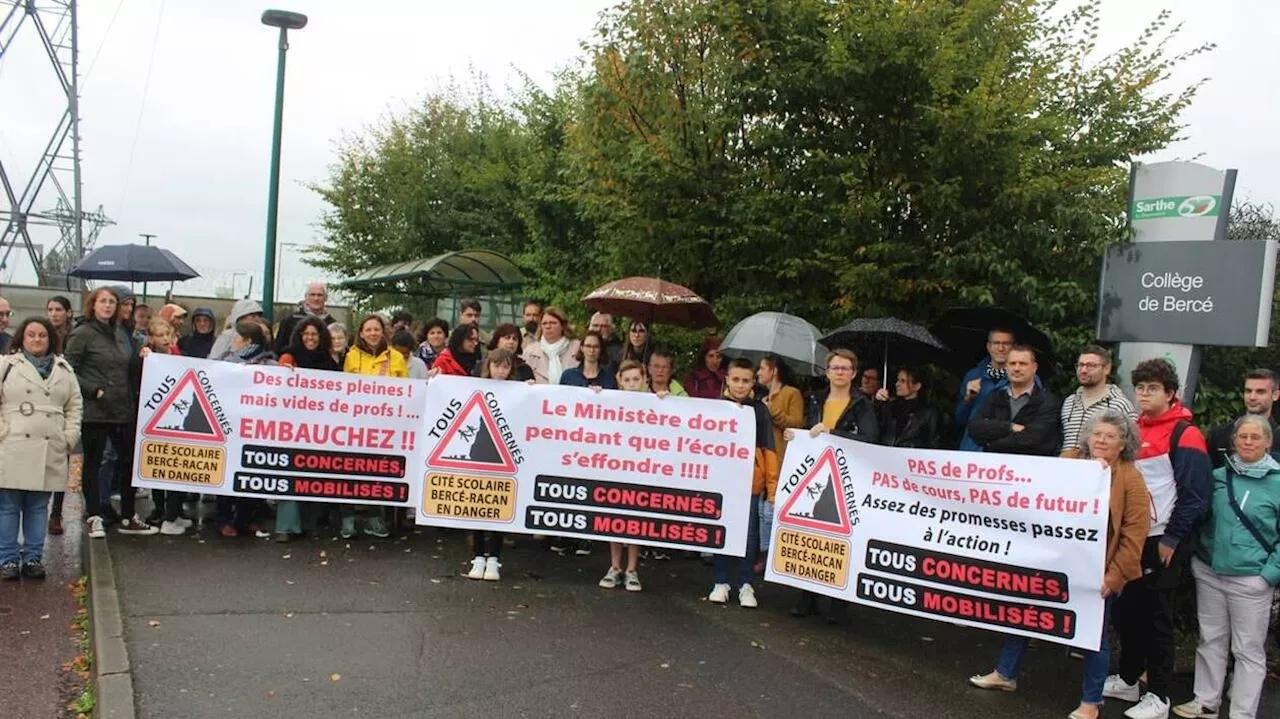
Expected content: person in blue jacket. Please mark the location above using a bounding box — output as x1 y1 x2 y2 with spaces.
955 327 1015 451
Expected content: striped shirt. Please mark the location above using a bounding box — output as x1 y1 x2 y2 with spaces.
1060 384 1137 452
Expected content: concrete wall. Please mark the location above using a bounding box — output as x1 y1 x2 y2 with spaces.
0 283 353 337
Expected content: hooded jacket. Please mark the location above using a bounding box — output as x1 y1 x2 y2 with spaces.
178 306 217 359
63 319 134 424
1197 458 1280 585
209 299 264 360
1136 402 1212 549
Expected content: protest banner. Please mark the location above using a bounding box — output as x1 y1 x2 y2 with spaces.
415 375 757 555
765 434 1109 651
132 354 426 506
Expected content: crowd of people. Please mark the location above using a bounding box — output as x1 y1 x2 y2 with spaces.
0 286 1275 717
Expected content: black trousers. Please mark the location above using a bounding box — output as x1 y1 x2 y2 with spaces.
472 531 504 558
1113 535 1188 699
81 423 137 520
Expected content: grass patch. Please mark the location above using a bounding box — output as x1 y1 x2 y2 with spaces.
64 576 94 719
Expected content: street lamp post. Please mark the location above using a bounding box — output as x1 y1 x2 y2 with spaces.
139 233 156 303
259 9 307 324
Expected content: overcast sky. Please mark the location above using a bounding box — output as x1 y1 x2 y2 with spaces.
1 0 1276 299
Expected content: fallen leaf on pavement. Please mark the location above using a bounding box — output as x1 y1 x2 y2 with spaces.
329 673 341 682
40 614 50 620
429 579 442 584
285 580 295 585
148 620 160 627
750 640 766 649
319 550 327 558
659 662 670 669
281 554 292 560
284 612 295 618
759 622 771 628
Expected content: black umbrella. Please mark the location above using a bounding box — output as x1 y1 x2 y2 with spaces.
820 318 947 380
929 308 1054 376
68 243 200 283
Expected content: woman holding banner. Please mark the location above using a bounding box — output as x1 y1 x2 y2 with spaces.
276 318 340 543
969 408 1149 719
1173 415 1279 719
430 325 480 378
340 315 407 540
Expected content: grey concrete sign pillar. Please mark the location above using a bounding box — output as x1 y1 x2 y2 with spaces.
1115 161 1238 402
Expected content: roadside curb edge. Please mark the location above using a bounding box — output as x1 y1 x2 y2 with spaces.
88 536 136 719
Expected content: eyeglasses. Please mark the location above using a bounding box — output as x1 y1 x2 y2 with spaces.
1134 385 1166 395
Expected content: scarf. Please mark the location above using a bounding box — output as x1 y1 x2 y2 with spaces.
235 343 264 361
285 340 338 371
22 350 55 379
540 336 569 384
985 360 1008 383
415 342 440 368
1228 453 1280 478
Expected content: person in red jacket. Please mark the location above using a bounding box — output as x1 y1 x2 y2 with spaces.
685 336 725 399
1103 358 1212 719
429 324 480 377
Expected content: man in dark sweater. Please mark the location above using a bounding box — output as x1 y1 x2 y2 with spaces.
1207 368 1280 468
968 345 1061 457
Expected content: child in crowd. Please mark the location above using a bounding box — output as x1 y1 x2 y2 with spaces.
464 349 524 582
598 360 656 593
708 357 778 608
140 318 193 535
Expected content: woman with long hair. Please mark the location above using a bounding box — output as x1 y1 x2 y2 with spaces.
685 336 725 399
487 323 535 381
560 331 617 390
619 319 652 366
970 409 1149 719
64 287 157 538
340 315 407 539
430 324 480 377
276 317 340 543
522 306 580 385
0 318 82 580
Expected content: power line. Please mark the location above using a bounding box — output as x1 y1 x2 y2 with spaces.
114 0 164 216
82 0 126 88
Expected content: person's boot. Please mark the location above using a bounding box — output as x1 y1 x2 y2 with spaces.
48 514 64 536
790 591 818 618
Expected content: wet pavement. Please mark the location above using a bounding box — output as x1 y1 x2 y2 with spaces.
0 493 85 719
105 518 1279 719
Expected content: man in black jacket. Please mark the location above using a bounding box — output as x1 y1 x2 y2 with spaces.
1207 368 1280 468
274 282 337 354
968 345 1060 456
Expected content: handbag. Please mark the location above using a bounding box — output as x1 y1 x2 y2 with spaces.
1225 467 1279 554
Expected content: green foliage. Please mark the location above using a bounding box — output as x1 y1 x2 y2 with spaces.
311 0 1212 377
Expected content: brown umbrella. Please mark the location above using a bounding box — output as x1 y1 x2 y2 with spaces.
582 277 717 328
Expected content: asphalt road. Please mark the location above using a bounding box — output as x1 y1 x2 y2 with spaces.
109 524 1273 719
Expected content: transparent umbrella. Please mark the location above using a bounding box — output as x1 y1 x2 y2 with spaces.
721 312 828 376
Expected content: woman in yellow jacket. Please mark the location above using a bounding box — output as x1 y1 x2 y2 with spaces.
339 315 408 539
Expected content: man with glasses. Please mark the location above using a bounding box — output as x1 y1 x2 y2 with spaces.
1207 368 1280 468
955 328 1017 452
589 312 623 367
968 345 1061 457
0 296 11 352
860 367 883 399
1061 345 1136 453
1103 358 1211 719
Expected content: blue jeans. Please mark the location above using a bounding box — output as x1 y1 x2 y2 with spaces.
0 489 51 565
714 495 760 588
758 499 774 552
995 596 1114 704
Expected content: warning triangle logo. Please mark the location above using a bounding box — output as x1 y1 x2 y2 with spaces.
777 447 852 535
426 392 517 474
141 370 226 443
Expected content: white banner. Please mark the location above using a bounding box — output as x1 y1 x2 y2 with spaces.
132 355 425 505
765 434 1109 651
414 375 757 555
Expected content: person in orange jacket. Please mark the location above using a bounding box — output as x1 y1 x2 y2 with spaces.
708 357 780 609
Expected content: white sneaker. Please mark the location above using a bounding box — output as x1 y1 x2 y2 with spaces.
1171 700 1217 719
483 556 501 581
174 517 194 529
599 567 622 589
1125 693 1170 719
738 583 758 608
1103 674 1142 702
87 516 106 539
708 583 731 604
623 570 642 592
466 556 485 580
159 520 187 536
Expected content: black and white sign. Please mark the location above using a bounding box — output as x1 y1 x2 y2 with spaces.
1098 240 1277 347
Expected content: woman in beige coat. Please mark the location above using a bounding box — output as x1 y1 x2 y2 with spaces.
522 306 580 384
0 317 82 580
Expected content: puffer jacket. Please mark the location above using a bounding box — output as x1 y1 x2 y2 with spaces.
64 319 134 424
343 345 408 378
